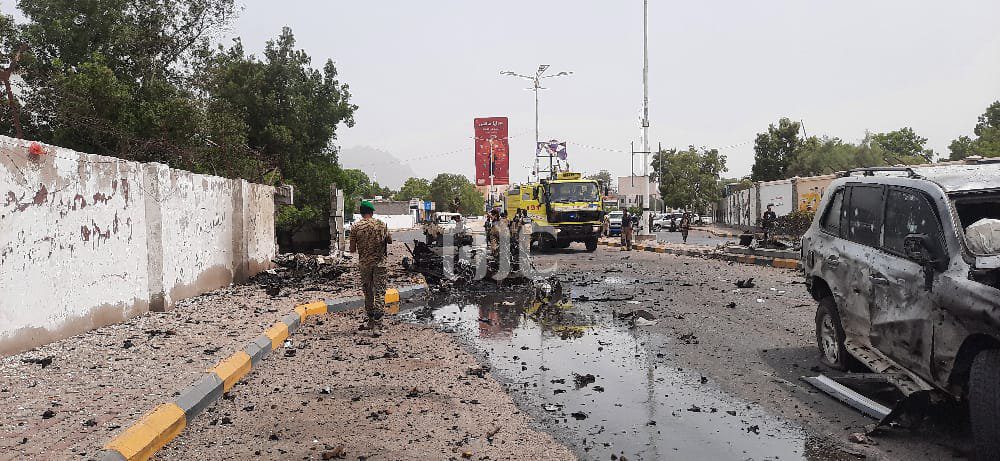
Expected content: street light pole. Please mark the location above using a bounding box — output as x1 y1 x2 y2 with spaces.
641 0 651 236
500 66 572 181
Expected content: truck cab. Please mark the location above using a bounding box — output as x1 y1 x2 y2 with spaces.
506 172 604 251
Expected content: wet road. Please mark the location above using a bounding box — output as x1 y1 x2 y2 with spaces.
405 246 970 460
404 292 817 460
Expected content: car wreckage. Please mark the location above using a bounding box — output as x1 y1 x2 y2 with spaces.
800 160 1000 459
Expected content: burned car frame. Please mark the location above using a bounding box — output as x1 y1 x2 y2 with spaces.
800 161 1000 459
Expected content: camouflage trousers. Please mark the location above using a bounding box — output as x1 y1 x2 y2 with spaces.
360 265 387 320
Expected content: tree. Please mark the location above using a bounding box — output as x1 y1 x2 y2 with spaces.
751 118 802 182
870 127 933 163
585 170 614 194
948 101 1000 160
0 13 26 138
787 136 883 176
652 146 727 212
429 173 483 216
12 0 238 163
394 177 431 201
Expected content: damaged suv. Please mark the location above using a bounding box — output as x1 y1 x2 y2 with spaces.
801 161 1000 459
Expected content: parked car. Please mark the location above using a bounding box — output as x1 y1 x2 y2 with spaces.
800 163 1000 458
607 210 624 236
652 213 681 231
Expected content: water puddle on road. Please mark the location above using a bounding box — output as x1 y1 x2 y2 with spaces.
403 287 829 461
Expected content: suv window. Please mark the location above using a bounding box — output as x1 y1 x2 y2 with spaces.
821 188 845 235
846 185 883 247
883 188 943 257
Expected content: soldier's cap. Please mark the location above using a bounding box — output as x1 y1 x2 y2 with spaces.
360 200 375 214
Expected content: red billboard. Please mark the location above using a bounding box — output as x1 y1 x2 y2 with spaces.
474 117 509 186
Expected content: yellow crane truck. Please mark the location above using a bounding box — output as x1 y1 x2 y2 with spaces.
505 172 604 252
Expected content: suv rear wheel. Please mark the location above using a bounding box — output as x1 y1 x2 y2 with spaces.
970 349 1000 460
815 296 851 370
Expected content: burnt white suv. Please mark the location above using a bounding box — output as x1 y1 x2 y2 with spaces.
801 162 1000 459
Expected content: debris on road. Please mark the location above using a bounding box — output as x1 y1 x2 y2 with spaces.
735 277 755 288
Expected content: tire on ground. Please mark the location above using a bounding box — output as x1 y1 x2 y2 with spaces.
585 238 598 252
814 296 853 371
970 349 1000 461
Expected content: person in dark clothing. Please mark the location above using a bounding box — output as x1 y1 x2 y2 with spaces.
679 212 692 244
761 204 777 243
621 210 634 251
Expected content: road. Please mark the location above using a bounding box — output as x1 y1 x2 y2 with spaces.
163 244 968 460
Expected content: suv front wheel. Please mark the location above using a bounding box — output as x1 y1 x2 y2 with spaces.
815 296 851 370
970 349 1000 460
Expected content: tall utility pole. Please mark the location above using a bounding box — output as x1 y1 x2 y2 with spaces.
640 0 651 235
500 65 572 180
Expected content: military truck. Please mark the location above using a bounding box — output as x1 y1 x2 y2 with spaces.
505 172 604 251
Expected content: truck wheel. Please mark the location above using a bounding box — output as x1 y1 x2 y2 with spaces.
970 349 1000 460
815 296 852 371
585 238 598 252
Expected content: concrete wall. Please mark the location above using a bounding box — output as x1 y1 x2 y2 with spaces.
758 180 794 216
795 174 837 212
0 136 276 356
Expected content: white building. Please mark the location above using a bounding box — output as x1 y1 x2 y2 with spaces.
616 175 661 209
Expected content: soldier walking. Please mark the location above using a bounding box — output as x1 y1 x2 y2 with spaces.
349 200 392 336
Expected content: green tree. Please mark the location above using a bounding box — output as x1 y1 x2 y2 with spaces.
585 170 614 194
394 177 431 201
203 28 357 228
652 146 727 212
787 136 885 176
751 118 802 181
870 127 933 163
948 101 1000 160
948 135 976 161
12 0 237 163
429 173 483 216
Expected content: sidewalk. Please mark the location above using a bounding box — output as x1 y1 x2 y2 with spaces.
0 243 571 460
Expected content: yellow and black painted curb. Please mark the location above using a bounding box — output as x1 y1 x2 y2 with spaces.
599 240 801 270
98 284 426 461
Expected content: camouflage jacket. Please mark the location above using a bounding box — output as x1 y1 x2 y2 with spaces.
350 217 391 267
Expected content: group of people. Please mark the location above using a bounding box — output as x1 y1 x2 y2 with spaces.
608 210 694 251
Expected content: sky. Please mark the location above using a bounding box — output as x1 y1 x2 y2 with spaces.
3 1 1000 188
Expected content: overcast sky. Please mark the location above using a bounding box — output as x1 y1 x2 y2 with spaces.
4 1 1000 187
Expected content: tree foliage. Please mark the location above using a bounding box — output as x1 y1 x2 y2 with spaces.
585 170 614 194
751 118 802 181
1 1 362 232
429 173 483 216
949 101 1000 160
394 177 431 201
651 146 727 212
870 127 933 163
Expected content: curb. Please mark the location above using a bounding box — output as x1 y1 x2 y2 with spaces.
98 284 426 461
600 240 801 270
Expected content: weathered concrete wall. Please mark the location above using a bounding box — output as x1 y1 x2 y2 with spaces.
758 180 794 217
0 136 275 355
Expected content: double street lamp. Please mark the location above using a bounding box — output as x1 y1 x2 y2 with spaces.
500 65 572 180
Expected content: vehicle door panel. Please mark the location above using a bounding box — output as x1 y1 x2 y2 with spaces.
836 184 885 344
868 187 941 377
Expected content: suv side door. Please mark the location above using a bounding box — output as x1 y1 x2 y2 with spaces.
867 186 944 377
837 183 886 343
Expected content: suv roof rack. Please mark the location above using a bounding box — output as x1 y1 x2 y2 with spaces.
841 167 922 178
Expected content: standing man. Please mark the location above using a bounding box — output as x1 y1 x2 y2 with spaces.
679 212 692 244
621 209 634 251
349 200 392 335
761 204 777 243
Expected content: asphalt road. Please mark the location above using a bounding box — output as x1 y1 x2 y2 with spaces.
154 243 969 460
509 246 968 460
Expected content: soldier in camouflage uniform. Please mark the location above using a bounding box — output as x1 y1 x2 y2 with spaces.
349 200 391 334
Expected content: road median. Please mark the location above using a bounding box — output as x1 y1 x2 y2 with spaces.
98 285 425 461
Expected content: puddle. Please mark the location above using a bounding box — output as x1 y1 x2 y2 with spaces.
403 288 831 460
